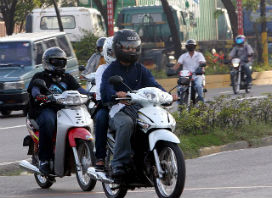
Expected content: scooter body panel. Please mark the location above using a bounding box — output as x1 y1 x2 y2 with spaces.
54 106 93 176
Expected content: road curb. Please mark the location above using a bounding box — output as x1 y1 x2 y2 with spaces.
199 136 272 157
157 70 272 91
0 161 23 176
1 136 272 175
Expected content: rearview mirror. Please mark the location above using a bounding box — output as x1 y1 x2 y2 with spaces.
109 75 123 85
78 65 85 72
199 63 206 67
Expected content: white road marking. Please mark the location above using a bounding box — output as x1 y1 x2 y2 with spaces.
186 185 272 191
0 125 25 130
219 91 232 94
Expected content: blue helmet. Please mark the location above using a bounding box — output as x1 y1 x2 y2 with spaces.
235 35 246 45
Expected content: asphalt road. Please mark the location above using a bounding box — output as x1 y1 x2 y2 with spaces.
1 146 272 198
1 84 272 164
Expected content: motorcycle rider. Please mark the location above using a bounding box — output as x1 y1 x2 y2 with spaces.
100 29 167 178
81 37 106 77
94 36 116 170
27 47 89 175
173 39 206 102
228 35 254 88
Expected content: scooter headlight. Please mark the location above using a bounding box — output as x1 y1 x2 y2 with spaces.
232 58 240 68
57 95 88 105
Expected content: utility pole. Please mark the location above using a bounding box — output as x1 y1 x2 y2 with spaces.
52 0 64 32
261 0 268 66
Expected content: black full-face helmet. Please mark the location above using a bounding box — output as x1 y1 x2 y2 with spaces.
113 29 141 64
42 47 67 75
185 39 197 52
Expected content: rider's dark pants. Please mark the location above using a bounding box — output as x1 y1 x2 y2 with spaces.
94 107 109 160
242 63 252 84
109 111 134 169
36 108 57 161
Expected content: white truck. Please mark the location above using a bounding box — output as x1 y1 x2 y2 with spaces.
25 7 106 42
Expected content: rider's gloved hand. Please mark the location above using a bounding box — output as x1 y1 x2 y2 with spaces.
35 94 48 103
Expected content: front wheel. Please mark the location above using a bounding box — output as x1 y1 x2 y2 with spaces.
154 142 186 198
102 148 128 198
231 72 239 94
75 140 97 191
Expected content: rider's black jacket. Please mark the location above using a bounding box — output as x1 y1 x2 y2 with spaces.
27 71 80 118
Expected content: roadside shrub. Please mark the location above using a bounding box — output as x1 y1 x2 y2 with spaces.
72 31 98 66
174 95 272 135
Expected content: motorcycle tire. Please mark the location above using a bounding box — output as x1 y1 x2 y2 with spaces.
232 75 239 95
178 91 189 112
1 110 11 116
154 142 186 198
75 139 97 191
102 149 128 198
32 154 54 189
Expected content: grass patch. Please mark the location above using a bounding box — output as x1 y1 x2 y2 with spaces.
178 122 272 159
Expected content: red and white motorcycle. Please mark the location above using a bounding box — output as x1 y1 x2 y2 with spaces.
19 79 96 191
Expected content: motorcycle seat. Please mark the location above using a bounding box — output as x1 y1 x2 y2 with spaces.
29 119 39 131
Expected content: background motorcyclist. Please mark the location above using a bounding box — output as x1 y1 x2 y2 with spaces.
100 29 166 179
94 36 116 170
81 37 106 77
173 39 206 102
27 47 88 175
228 35 254 88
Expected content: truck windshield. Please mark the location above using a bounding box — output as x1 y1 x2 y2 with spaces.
40 16 76 29
0 42 32 66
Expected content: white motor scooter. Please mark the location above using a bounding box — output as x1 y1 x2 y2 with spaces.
87 76 186 198
19 79 96 191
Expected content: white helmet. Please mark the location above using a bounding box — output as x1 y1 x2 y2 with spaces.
103 36 116 64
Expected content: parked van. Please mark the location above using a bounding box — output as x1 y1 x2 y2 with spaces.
0 32 79 116
25 7 106 42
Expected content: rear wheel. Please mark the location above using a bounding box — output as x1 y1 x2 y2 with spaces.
102 149 128 198
154 142 186 198
32 154 54 189
75 140 96 191
1 110 11 116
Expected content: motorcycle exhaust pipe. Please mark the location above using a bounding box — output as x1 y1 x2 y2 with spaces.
19 160 41 175
87 167 114 184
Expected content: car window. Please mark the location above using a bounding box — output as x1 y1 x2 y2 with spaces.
40 16 76 29
0 42 32 66
44 39 57 49
34 42 44 65
57 36 72 57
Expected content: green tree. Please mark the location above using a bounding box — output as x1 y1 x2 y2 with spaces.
0 0 56 35
221 0 258 38
0 0 18 35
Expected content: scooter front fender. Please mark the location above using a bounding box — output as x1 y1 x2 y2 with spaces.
68 127 94 147
148 129 180 151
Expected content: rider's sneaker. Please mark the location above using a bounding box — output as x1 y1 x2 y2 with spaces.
39 160 50 176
